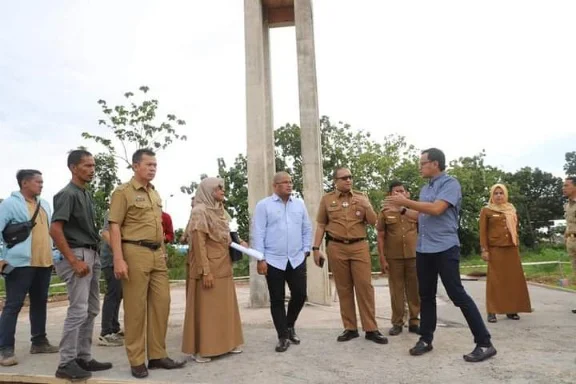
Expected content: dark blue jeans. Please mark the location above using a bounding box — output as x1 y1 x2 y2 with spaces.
417 246 491 347
100 267 122 336
0 266 52 351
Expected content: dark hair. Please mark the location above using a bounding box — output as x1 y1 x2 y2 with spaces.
132 148 156 164
567 176 576 186
422 147 446 171
332 167 349 180
388 180 405 193
67 150 93 169
16 169 42 188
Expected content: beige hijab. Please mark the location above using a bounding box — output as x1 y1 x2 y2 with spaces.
188 177 230 243
487 183 518 246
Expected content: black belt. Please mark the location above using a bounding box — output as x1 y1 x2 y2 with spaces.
122 240 162 251
326 234 366 245
80 244 98 251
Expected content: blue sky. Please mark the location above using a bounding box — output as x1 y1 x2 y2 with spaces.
1 0 575 228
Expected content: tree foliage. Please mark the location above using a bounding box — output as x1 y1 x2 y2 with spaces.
565 151 576 176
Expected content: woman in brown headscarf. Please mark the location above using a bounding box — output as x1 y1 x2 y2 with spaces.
480 183 531 323
181 177 244 362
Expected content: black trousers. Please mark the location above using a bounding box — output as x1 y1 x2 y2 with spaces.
417 246 491 347
265 261 307 339
100 267 123 336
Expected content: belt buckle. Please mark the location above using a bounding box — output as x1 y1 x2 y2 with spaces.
343 239 350 244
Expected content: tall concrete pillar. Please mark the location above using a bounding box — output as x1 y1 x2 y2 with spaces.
244 0 274 307
244 0 330 307
294 0 330 305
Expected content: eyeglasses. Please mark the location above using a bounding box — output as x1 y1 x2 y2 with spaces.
336 175 353 181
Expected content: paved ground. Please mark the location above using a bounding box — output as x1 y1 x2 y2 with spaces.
1 277 576 384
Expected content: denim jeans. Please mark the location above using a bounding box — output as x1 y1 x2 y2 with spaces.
417 246 491 347
100 267 122 336
0 266 53 351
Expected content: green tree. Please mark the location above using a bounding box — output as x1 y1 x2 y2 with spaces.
504 167 564 247
90 152 121 231
565 151 576 176
447 151 504 256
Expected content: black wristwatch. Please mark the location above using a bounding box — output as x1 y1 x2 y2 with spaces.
312 246 320 251
400 207 407 215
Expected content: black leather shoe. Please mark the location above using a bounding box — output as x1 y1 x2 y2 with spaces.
365 330 388 344
288 328 301 345
389 325 403 336
148 357 186 370
55 360 92 381
408 325 420 334
463 344 497 362
275 338 290 352
409 340 433 356
131 364 149 379
572 309 576 314
487 314 497 323
75 358 113 371
337 329 359 342
506 313 520 320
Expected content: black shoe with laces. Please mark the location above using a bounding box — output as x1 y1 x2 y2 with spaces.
76 358 113 372
275 338 290 352
337 329 359 342
287 328 301 344
365 330 388 344
409 340 433 356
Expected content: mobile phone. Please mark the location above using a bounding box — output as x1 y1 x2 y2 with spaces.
319 257 325 268
1 263 15 276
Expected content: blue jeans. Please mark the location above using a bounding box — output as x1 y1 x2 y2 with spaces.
0 266 53 351
417 246 491 347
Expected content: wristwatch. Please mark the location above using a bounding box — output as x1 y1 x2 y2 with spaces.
400 207 407 215
312 246 320 251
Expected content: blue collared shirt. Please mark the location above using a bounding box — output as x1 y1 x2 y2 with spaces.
417 173 461 253
251 194 312 271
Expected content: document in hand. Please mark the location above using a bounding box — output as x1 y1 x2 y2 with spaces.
229 242 264 261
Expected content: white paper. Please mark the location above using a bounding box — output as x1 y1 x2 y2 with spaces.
230 242 264 261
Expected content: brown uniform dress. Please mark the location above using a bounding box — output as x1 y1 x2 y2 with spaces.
377 211 420 327
565 199 576 274
480 207 531 314
108 178 170 366
181 230 244 357
317 189 378 331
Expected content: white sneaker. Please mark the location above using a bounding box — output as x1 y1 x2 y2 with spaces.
194 354 211 363
97 333 124 347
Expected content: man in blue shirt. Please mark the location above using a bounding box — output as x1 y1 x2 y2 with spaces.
385 148 496 363
251 172 312 353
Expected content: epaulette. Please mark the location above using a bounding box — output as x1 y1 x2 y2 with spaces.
115 183 130 191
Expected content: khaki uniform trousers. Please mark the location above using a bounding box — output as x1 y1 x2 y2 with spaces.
387 258 420 327
122 244 171 366
568 238 576 277
327 240 377 331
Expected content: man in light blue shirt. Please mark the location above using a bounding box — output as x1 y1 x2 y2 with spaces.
251 172 312 353
385 148 496 363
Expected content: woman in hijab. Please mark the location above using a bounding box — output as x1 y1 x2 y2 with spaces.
181 178 244 362
480 183 531 323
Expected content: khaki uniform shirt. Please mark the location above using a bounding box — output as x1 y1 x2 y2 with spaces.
565 199 576 235
316 189 377 240
479 207 515 248
376 211 417 259
108 178 163 244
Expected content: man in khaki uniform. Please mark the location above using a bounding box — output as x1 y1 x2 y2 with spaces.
312 167 388 344
377 181 420 336
562 177 576 313
109 149 185 378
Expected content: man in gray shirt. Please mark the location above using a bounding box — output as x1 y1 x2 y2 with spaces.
385 148 496 363
50 150 112 380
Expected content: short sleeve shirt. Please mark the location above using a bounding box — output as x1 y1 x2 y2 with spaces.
377 211 417 259
316 190 374 240
51 182 99 248
108 178 163 243
417 173 461 253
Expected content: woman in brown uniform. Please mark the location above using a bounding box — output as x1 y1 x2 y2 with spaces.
480 183 531 323
181 177 244 362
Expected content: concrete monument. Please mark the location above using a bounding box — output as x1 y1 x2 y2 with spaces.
244 0 331 307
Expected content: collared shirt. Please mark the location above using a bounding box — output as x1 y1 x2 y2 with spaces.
376 211 417 259
108 177 163 244
251 194 312 271
316 189 377 240
417 173 461 253
161 211 174 243
52 182 100 248
565 199 576 234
